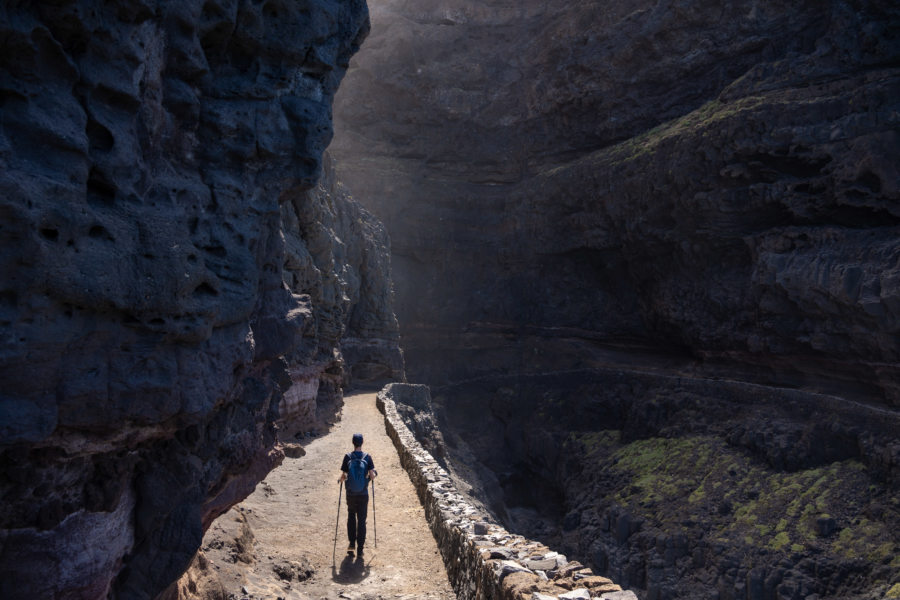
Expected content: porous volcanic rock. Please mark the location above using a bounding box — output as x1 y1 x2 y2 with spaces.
332 0 900 404
279 151 405 436
0 1 390 598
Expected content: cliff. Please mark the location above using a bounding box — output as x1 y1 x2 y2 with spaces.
329 0 900 598
331 0 900 403
0 1 401 598
280 151 405 435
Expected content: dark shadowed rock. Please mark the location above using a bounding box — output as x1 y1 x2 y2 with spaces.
330 3 899 597
384 382 447 465
0 1 399 598
332 0 900 403
280 152 405 419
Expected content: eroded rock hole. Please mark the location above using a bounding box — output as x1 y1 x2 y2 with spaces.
87 168 116 206
202 245 227 258
856 171 882 193
263 0 281 20
0 290 17 307
743 151 832 182
88 225 114 242
86 117 114 152
225 40 257 75
92 84 141 113
39 227 59 242
193 282 218 298
826 204 900 228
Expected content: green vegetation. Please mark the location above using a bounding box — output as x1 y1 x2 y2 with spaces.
596 435 898 570
566 430 620 457
833 520 899 566
771 531 790 550
569 429 622 453
613 95 768 163
885 583 900 599
539 91 773 178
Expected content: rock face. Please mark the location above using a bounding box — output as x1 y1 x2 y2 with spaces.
0 1 401 598
329 0 900 598
280 151 404 437
431 374 900 600
331 0 900 403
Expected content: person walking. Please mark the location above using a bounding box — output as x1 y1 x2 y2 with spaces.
338 433 377 557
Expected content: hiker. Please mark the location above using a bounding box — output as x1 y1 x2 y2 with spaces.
338 432 377 557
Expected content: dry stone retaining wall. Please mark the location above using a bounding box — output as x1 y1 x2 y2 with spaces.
377 383 638 600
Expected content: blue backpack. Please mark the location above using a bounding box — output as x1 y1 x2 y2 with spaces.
346 451 369 494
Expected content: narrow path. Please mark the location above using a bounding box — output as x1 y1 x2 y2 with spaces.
200 392 455 600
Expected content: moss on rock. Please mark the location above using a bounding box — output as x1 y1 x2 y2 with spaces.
592 434 899 578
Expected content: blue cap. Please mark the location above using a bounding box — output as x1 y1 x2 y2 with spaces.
352 433 363 446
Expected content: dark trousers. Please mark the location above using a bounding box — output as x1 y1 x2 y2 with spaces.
346 494 369 548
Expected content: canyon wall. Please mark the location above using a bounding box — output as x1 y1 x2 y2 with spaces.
331 0 900 403
0 1 402 598
280 151 405 437
330 0 900 598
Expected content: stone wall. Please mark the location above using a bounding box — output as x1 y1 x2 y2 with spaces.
377 383 637 600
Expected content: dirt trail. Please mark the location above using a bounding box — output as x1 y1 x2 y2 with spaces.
198 392 455 600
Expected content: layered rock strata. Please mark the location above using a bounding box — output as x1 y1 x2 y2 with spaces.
332 0 900 402
0 1 398 598
377 383 637 600
331 2 899 597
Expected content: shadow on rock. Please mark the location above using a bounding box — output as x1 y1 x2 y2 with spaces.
332 555 371 583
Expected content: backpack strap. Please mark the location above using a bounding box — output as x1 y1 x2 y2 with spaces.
348 451 368 462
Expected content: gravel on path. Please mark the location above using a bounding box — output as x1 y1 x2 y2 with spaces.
195 392 456 600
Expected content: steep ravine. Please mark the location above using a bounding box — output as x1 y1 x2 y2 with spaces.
0 2 403 598
329 0 900 599
429 374 900 599
332 0 900 404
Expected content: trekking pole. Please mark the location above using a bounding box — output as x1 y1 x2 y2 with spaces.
332 481 343 567
371 478 377 548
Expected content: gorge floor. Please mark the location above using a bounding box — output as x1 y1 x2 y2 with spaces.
183 392 455 600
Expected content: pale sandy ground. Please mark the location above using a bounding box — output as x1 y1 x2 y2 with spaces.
198 392 456 600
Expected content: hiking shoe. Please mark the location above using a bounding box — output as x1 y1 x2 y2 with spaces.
347 544 355 556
